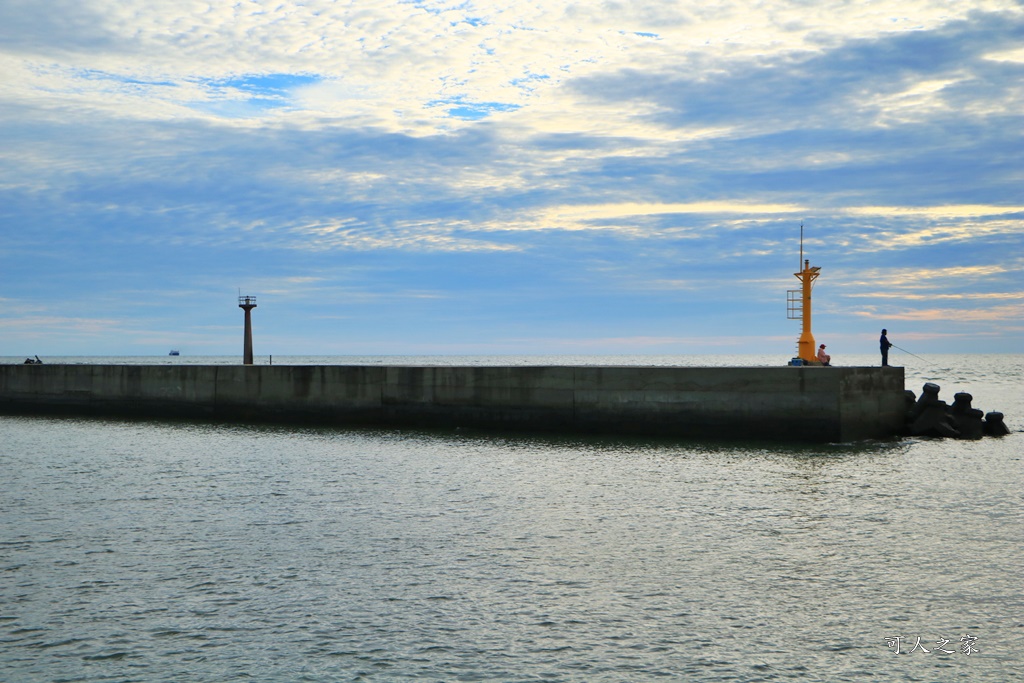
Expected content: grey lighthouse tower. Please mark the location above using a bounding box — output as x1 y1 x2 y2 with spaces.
238 295 257 365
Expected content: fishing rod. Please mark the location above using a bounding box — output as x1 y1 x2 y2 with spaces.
891 344 928 363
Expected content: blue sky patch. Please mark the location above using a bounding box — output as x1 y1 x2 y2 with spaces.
189 73 322 117
429 97 521 120
210 73 321 97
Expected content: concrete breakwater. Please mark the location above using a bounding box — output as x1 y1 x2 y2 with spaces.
0 364 906 442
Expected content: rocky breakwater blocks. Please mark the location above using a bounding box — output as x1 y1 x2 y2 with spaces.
903 390 917 421
984 411 1011 436
905 383 1010 439
949 392 985 440
908 382 959 438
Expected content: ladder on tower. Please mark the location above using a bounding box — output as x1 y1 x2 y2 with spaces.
786 290 802 320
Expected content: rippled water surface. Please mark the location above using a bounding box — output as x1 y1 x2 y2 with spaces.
2 355 1021 681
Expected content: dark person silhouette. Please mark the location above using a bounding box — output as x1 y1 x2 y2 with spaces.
880 329 893 366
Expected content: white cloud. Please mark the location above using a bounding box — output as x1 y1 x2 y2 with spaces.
521 201 804 232
838 263 1019 288
983 46 1024 63
288 218 520 252
4 0 1020 135
846 204 1024 218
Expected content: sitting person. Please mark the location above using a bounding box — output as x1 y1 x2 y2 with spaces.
817 344 831 366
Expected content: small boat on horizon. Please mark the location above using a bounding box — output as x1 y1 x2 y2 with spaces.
169 350 180 356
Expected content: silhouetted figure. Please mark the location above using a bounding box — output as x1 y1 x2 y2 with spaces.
880 329 893 366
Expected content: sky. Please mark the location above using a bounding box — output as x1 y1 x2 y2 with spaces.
1 0 1022 358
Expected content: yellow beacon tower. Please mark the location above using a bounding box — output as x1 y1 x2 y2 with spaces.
787 227 820 364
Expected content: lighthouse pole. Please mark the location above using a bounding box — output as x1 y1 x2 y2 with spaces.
795 259 820 363
787 225 822 364
238 295 257 365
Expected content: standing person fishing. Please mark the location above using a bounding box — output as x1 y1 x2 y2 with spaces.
880 329 893 366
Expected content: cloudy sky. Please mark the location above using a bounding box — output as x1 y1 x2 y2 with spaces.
1 0 1022 358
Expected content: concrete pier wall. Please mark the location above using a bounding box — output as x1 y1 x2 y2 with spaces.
0 364 906 442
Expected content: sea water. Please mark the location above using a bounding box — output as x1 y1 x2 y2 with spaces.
1 355 1021 681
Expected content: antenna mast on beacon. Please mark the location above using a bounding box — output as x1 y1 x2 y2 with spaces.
238 295 257 365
